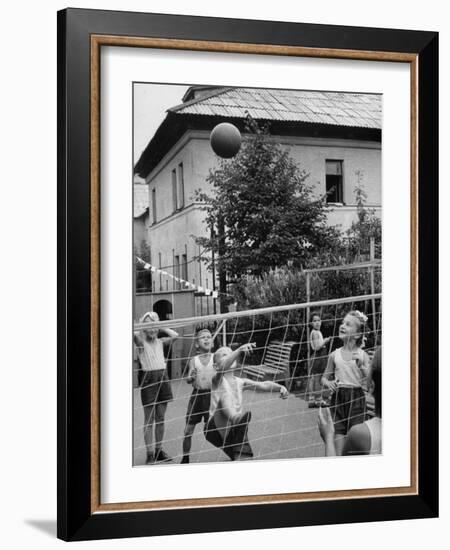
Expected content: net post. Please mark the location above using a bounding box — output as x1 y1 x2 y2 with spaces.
306 271 311 364
305 272 311 403
369 237 377 339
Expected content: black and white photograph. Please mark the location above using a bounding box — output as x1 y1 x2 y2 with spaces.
132 83 382 466
0 0 443 546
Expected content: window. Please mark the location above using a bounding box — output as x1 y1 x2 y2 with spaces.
181 253 188 283
171 169 177 212
171 162 185 212
151 188 157 223
174 255 180 290
326 160 343 203
177 162 185 209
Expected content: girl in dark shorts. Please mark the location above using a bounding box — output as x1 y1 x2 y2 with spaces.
321 310 370 455
134 311 178 464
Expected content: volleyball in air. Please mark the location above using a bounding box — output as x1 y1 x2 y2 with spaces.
210 122 242 158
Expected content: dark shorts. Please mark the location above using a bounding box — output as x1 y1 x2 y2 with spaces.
140 369 173 409
186 389 211 425
204 412 253 460
310 348 328 376
330 386 366 435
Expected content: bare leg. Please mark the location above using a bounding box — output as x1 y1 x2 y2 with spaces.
334 434 346 456
308 372 319 406
143 404 155 461
183 424 195 455
182 423 195 463
154 402 167 451
312 373 321 403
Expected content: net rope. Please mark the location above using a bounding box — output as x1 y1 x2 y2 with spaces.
133 293 381 464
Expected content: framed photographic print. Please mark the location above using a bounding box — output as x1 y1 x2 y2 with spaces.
57 8 438 541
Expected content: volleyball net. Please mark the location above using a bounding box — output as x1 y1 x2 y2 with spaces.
133 293 381 465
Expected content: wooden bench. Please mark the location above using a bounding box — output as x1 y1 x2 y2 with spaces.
242 341 296 387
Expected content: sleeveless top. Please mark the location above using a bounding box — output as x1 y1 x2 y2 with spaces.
191 355 215 390
364 416 382 453
138 338 166 372
209 375 244 429
333 347 365 387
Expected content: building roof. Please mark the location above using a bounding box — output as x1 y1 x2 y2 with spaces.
170 87 382 130
135 86 382 178
134 184 148 218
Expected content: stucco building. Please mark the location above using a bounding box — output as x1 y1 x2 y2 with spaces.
134 86 382 378
135 86 381 293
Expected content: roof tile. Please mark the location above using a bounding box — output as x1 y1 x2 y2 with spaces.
169 88 381 129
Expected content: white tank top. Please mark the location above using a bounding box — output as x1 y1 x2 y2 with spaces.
138 339 166 372
364 417 382 453
334 347 365 387
209 376 244 424
192 355 215 390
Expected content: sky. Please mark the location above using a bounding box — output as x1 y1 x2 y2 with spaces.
133 83 190 166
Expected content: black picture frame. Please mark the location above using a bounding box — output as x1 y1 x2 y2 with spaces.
57 8 438 542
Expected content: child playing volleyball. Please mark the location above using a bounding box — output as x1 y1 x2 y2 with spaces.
134 311 178 464
205 343 289 461
308 312 331 408
321 310 370 455
318 346 382 455
181 328 215 464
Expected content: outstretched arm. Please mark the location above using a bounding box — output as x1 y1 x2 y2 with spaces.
217 343 255 372
243 379 289 398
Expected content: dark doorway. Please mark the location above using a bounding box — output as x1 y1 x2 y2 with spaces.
153 299 173 321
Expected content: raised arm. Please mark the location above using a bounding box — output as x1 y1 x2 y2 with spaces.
217 343 255 372
133 332 143 346
159 327 179 344
310 331 324 351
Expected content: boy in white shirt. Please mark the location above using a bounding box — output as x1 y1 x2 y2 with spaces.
134 311 178 464
205 343 289 461
181 328 215 464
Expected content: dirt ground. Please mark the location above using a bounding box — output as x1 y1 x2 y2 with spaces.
133 379 325 466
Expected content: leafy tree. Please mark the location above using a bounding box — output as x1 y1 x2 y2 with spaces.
194 117 341 284
346 174 382 260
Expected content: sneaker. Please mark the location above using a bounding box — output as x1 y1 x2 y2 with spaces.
180 455 189 464
145 453 155 465
154 449 173 463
